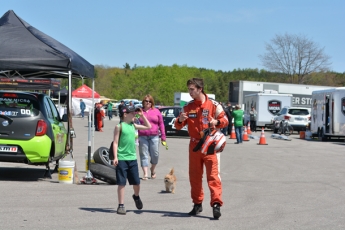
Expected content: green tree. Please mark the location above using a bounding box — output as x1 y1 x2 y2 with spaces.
260 33 331 84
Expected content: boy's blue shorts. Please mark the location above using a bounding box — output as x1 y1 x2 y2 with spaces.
116 160 140 186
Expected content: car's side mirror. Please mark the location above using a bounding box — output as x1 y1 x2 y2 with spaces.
61 114 68 122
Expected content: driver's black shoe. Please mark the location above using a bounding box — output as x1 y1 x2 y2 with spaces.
212 203 221 219
188 203 203 215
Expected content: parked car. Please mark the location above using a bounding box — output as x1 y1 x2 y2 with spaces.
159 106 188 136
122 99 139 106
272 106 311 133
133 101 142 108
0 91 68 175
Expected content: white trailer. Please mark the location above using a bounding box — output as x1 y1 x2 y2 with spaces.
174 92 215 107
229 81 334 108
310 87 345 140
243 90 293 127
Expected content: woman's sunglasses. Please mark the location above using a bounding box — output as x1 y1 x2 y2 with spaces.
144 100 152 103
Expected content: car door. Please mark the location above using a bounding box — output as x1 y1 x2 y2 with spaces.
160 107 188 136
44 97 67 157
160 107 174 135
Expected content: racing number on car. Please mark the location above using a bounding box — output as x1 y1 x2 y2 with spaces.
20 109 31 115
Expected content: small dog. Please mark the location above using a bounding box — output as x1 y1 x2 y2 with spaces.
164 168 176 194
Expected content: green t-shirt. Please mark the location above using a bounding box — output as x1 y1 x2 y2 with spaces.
117 122 137 160
107 103 113 111
232 109 244 127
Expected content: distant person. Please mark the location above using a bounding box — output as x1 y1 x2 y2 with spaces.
96 103 105 132
232 104 244 144
225 102 233 135
80 99 86 119
221 104 232 136
249 106 257 132
112 105 151 215
118 100 125 123
138 94 166 180
94 103 100 130
219 102 227 135
100 103 106 128
107 101 113 120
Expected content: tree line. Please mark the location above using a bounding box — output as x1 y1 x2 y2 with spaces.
64 65 345 106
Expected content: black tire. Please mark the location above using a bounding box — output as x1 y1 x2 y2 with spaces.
273 128 278 133
93 147 112 166
89 163 116 184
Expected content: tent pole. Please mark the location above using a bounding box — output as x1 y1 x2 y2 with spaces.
68 70 73 158
92 79 95 154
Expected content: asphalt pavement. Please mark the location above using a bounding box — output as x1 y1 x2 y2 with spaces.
1 116 345 230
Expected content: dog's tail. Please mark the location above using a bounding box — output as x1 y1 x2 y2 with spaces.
170 167 174 175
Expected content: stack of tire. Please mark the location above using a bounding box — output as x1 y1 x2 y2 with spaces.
90 147 117 184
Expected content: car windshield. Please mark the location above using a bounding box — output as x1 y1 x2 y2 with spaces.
0 93 39 117
288 109 309 116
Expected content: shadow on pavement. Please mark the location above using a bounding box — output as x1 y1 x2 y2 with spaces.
79 207 213 219
79 207 116 213
130 209 213 219
0 167 52 182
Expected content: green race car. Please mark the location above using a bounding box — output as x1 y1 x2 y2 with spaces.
0 91 68 176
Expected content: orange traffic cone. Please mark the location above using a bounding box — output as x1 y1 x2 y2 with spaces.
247 122 252 134
243 126 249 141
229 124 236 139
257 127 268 145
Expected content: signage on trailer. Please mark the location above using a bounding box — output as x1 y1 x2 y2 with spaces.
268 100 281 115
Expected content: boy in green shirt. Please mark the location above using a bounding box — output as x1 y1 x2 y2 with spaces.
112 105 151 215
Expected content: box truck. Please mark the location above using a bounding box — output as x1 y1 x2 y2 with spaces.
174 92 216 107
229 81 334 108
243 90 293 128
310 87 345 140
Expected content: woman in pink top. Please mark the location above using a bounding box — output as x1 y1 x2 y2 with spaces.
138 94 166 180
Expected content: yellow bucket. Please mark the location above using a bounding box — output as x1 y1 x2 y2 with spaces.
58 160 75 184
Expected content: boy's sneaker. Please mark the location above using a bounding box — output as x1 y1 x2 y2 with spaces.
117 206 126 215
212 203 221 219
132 194 143 210
188 203 203 215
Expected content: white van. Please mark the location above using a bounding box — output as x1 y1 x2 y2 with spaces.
311 87 345 140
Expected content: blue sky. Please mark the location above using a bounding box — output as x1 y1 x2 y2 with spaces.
2 0 344 73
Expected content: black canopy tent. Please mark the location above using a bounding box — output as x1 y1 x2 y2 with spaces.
0 10 94 79
0 10 95 169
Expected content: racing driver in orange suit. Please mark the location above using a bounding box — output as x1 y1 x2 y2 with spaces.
174 78 228 219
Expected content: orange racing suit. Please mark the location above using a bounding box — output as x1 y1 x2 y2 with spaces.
174 94 228 207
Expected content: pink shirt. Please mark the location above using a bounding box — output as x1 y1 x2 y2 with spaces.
138 107 166 141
